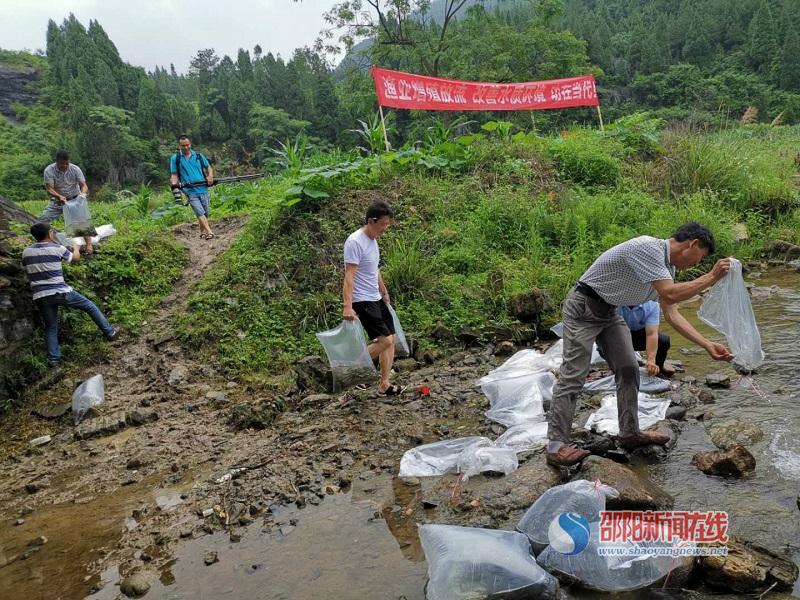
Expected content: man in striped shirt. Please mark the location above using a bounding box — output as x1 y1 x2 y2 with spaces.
22 222 119 367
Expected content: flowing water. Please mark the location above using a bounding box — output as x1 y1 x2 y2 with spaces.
4 272 800 600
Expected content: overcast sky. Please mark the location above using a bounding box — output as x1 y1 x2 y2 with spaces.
0 0 342 73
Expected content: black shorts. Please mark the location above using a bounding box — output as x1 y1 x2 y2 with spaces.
352 300 395 340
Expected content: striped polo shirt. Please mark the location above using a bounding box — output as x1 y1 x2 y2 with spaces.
21 242 73 300
580 236 675 306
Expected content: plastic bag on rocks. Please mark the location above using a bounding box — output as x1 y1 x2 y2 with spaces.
420 524 560 600
399 437 490 477
583 393 670 435
537 522 687 592
481 371 550 426
583 370 671 394
72 374 105 424
517 480 619 551
698 257 764 371
456 443 519 479
387 304 410 357
495 420 549 452
62 195 96 237
316 320 377 390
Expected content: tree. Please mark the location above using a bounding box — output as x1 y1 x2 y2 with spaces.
319 0 487 75
776 25 800 91
746 0 778 75
248 104 310 163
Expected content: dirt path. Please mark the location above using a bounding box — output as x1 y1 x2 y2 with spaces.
0 217 253 598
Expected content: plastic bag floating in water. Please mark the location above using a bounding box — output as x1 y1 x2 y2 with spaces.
698 257 764 371
420 524 559 600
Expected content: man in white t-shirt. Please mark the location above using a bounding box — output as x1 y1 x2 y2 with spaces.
342 201 405 395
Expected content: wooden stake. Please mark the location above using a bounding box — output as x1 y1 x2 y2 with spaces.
378 104 391 152
596 104 605 131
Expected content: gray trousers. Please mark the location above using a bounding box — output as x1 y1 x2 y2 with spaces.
547 289 641 446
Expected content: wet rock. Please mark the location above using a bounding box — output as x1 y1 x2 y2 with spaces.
167 365 189 387
456 327 481 346
126 410 159 427
120 572 151 597
226 399 282 431
763 239 800 261
698 389 717 404
126 455 149 470
279 525 295 536
707 420 764 450
203 550 218 566
666 406 687 420
393 358 419 373
230 531 242 543
692 445 755 478
510 288 553 322
14 519 24 526
788 259 800 272
294 356 333 392
576 456 674 510
705 373 731 389
204 390 227 404
469 459 561 515
27 535 47 546
670 388 697 409
400 476 420 486
74 411 128 440
179 526 193 538
24 482 47 494
430 321 454 342
31 403 71 419
699 538 799 593
494 341 515 357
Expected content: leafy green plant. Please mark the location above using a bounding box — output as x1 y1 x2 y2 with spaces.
269 134 311 174
351 113 393 155
481 120 515 141
118 185 152 217
382 234 437 300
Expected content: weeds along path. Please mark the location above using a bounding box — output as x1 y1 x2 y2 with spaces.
0 216 247 519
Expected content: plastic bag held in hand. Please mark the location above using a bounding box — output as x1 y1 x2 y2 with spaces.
62 195 96 237
698 257 764 371
387 304 410 357
315 320 377 390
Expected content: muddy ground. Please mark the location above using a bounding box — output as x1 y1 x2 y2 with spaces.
1 219 798 600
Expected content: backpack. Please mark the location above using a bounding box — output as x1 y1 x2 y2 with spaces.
172 151 208 184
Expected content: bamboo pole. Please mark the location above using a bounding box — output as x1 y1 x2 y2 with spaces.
596 104 605 132
378 104 391 152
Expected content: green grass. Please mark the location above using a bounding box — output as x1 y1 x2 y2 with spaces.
175 122 800 385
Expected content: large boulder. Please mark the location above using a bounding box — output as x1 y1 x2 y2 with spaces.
763 239 800 261
510 289 553 322
699 538 799 593
574 456 674 510
691 445 755 478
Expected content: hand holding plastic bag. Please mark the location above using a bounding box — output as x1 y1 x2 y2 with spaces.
316 320 377 390
63 195 96 238
698 258 763 371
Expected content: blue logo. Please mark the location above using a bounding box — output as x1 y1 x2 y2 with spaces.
547 512 590 555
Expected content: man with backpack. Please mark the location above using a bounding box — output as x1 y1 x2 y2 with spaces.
170 135 215 239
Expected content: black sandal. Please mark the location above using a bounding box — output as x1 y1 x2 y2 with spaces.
379 384 407 396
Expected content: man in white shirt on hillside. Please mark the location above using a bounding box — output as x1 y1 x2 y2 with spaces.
342 201 405 395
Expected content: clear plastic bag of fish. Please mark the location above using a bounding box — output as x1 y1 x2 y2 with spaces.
62 195 96 238
496 420 549 452
698 257 764 372
315 320 377 390
71 374 105 424
537 522 688 592
399 437 490 477
583 393 669 435
517 480 619 552
456 443 519 479
583 370 671 394
550 322 605 365
387 304 410 357
481 372 551 426
420 524 560 600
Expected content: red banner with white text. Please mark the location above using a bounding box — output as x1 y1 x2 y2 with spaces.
371 67 599 111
